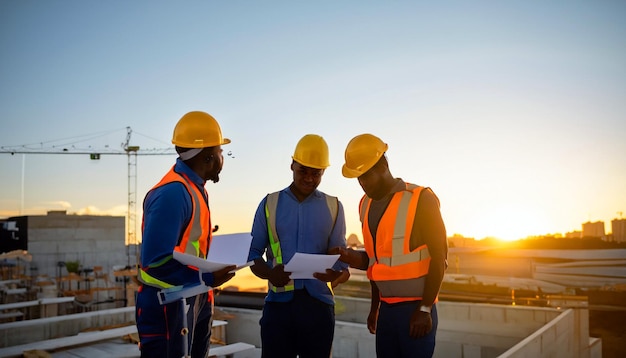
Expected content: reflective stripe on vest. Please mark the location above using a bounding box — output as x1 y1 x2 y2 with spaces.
139 166 211 289
360 183 431 303
265 191 338 293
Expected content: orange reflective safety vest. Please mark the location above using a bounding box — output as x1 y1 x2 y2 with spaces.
360 183 431 304
139 167 212 289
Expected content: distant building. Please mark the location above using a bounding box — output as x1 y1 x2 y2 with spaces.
582 220 605 239
447 234 478 248
0 211 133 278
565 230 582 239
612 218 626 243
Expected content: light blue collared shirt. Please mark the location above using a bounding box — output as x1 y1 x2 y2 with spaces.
248 187 348 305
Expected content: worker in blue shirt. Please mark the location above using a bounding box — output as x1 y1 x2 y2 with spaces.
248 134 350 358
136 111 236 358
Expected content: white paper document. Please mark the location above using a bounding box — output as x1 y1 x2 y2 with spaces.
173 232 253 273
284 252 340 279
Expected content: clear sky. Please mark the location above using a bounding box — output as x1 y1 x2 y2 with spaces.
1 1 625 242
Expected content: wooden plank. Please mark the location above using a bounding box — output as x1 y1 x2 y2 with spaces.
0 306 135 329
0 311 24 319
0 280 21 286
212 319 227 327
48 340 258 358
39 297 75 305
48 339 140 358
0 297 74 312
0 317 232 357
0 300 39 311
0 325 137 357
209 342 255 357
88 287 121 292
2 288 27 295
112 269 137 277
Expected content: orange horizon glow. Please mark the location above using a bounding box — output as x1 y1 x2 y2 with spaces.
0 205 618 245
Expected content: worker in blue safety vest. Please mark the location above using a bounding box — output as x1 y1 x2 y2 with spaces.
248 134 350 358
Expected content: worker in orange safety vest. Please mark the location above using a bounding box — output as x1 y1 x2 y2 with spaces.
136 111 236 358
330 133 448 358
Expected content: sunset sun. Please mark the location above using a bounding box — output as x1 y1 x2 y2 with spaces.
470 205 550 242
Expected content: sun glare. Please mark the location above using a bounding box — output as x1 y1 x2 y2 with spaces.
470 205 549 242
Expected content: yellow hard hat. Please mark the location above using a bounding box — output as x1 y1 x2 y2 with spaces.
292 134 330 169
342 134 388 178
172 111 231 148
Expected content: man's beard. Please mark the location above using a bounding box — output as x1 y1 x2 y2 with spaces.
208 171 220 183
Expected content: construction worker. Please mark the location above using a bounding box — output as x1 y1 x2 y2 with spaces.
248 134 350 358
136 111 236 358
330 134 448 358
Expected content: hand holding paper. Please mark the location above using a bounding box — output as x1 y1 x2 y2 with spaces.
208 265 236 287
173 233 253 273
284 252 340 279
268 264 292 288
314 268 350 287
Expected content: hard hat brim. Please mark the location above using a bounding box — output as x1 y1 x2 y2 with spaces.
341 148 386 178
342 137 387 179
293 156 329 170
172 137 231 148
342 164 363 178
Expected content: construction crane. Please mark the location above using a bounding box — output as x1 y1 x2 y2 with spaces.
0 127 176 267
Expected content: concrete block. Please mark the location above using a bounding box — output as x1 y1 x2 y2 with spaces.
335 297 369 324
539 325 556 353
574 308 589 351
0 307 135 347
332 334 359 358
505 306 535 324
439 301 470 321
469 305 506 323
222 307 262 348
589 337 602 358
462 344 481 358
433 341 461 358
522 334 542 357
355 336 376 358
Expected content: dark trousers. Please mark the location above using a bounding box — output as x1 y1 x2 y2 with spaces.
136 285 213 358
260 289 335 358
376 301 438 358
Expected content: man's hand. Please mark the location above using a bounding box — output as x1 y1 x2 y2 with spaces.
212 265 236 287
409 309 432 338
313 268 350 287
328 247 367 269
332 269 350 288
328 246 351 263
268 264 292 287
367 308 378 334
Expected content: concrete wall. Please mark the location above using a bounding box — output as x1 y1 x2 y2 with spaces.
0 297 600 358
436 303 560 358
221 299 600 358
335 297 562 357
0 306 134 348
25 212 131 278
500 308 602 358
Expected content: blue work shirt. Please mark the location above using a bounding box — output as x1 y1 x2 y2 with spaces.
141 158 214 287
248 187 348 305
